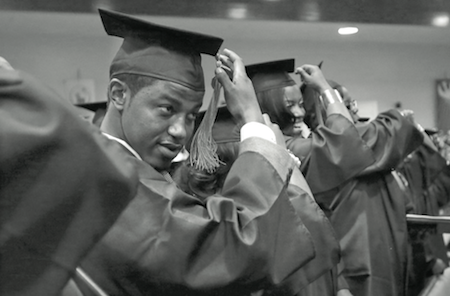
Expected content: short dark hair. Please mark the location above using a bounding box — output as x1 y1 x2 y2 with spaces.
173 141 239 201
112 73 158 98
256 87 293 131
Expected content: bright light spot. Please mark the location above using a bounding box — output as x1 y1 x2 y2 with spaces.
432 13 449 27
338 27 359 35
228 5 248 19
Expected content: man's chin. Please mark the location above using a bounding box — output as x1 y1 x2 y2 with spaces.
144 155 173 172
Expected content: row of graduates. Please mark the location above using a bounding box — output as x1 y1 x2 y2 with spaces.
1 7 450 296
171 60 450 296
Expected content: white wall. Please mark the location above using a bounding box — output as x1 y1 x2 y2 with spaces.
1 10 450 128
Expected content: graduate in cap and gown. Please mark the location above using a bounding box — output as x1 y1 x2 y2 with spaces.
0 57 138 296
250 59 424 295
69 9 320 296
247 60 375 201
173 103 340 295
396 127 450 295
300 82 424 296
248 59 378 296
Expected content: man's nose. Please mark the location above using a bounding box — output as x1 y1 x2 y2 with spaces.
168 116 187 140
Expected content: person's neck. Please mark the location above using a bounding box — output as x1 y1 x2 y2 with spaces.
100 110 124 140
101 110 175 177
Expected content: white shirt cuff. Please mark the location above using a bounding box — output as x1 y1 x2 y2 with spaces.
240 122 277 144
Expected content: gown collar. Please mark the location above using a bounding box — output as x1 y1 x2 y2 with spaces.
102 132 143 161
102 132 174 183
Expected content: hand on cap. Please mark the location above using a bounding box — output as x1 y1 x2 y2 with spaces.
295 64 330 93
215 49 263 124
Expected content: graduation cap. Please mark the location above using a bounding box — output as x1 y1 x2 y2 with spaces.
357 117 370 122
245 59 296 93
190 58 296 173
98 9 224 92
75 101 107 112
74 101 108 126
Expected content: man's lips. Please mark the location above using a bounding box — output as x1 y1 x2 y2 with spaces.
159 142 183 158
160 142 182 151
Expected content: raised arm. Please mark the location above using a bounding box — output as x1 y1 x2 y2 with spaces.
356 109 424 175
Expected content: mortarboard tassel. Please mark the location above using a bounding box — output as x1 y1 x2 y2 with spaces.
189 77 224 174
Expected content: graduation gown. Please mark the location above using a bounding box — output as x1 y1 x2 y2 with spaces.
170 149 340 295
76 137 317 296
299 110 423 296
261 168 341 296
397 139 450 295
286 114 375 200
285 113 375 295
0 69 138 296
398 140 450 215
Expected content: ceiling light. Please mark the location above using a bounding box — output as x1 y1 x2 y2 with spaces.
431 13 449 27
338 27 359 35
228 5 248 19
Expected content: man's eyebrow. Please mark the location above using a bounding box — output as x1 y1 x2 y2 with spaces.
156 95 182 107
156 95 202 112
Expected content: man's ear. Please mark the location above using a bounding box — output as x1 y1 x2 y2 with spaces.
108 78 129 111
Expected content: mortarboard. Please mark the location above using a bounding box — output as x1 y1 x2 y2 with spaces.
99 9 223 92
357 117 370 122
74 101 108 126
191 59 295 173
245 59 296 93
75 101 107 112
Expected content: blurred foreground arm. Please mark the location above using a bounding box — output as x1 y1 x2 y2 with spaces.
0 61 137 296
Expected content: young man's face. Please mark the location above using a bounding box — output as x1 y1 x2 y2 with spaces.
121 80 203 171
